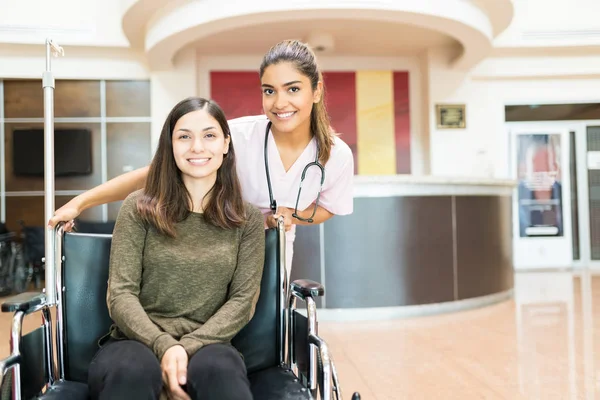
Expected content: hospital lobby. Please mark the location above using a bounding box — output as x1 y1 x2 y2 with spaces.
0 0 600 399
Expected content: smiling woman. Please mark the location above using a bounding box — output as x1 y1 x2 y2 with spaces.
87 97 264 400
259 41 332 167
137 98 246 236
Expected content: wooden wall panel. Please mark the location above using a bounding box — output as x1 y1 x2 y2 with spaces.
4 80 101 118
4 196 102 232
106 122 152 221
106 123 152 180
106 81 151 117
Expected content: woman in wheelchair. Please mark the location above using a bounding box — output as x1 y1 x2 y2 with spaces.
88 97 265 400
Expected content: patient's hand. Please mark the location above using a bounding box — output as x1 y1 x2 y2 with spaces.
47 205 79 231
161 345 191 400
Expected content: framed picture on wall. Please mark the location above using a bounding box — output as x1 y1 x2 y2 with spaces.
435 104 466 129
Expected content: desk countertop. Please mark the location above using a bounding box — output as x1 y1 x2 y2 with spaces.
353 175 516 197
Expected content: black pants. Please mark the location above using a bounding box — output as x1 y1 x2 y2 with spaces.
88 339 252 400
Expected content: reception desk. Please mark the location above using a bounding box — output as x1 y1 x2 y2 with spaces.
290 175 516 320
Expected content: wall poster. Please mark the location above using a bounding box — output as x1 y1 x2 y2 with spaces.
516 133 563 237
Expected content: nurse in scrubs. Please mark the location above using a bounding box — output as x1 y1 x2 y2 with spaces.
48 39 354 275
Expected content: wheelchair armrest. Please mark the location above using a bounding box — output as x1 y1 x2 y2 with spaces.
291 279 324 299
1 292 45 313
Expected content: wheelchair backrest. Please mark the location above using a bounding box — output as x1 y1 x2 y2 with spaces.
73 219 116 234
231 228 280 373
61 228 281 383
62 233 113 383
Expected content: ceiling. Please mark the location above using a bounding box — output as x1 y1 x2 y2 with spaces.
191 19 460 56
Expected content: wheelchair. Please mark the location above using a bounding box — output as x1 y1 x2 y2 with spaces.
0 223 29 296
18 221 46 292
0 229 18 296
0 218 360 400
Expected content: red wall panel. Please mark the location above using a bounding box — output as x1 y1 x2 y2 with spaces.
322 72 358 174
393 72 411 174
210 71 263 119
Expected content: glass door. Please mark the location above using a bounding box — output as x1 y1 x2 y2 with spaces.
579 122 600 269
508 120 600 270
507 122 573 269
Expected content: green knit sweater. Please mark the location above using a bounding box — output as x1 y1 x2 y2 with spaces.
106 190 265 360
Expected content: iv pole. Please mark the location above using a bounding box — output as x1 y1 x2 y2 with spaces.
43 39 64 306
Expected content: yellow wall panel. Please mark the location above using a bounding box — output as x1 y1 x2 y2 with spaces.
356 71 396 175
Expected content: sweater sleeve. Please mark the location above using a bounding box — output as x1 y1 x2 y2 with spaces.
107 192 179 360
179 205 265 357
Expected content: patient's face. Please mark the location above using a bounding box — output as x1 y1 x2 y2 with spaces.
171 109 230 182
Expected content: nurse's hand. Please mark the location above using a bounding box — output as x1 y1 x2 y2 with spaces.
48 204 79 232
267 207 293 231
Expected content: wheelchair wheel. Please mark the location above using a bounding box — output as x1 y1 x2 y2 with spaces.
34 266 42 289
317 348 326 400
12 246 29 294
13 264 28 294
0 369 12 400
316 348 344 400
0 245 13 297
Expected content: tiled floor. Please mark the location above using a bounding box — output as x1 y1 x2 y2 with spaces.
1 270 599 399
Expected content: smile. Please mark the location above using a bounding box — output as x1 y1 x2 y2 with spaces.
274 111 296 119
187 158 210 166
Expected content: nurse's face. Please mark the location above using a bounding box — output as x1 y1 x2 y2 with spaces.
261 62 322 136
171 109 230 182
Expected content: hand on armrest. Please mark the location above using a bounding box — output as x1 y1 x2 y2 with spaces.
1 292 45 313
291 279 324 299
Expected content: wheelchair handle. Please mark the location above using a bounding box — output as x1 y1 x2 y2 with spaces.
53 221 66 380
275 215 288 366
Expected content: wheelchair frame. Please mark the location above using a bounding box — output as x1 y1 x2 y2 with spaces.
0 38 359 400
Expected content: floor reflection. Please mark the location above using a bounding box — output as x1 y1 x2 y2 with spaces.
515 271 581 399
318 270 600 399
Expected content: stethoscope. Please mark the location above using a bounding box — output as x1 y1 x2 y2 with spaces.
264 121 325 223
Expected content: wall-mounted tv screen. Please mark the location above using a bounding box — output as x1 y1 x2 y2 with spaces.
12 129 92 177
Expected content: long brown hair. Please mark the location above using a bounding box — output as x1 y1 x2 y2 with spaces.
137 97 246 237
259 39 335 165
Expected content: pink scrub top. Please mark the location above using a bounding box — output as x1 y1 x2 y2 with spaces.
229 115 354 274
